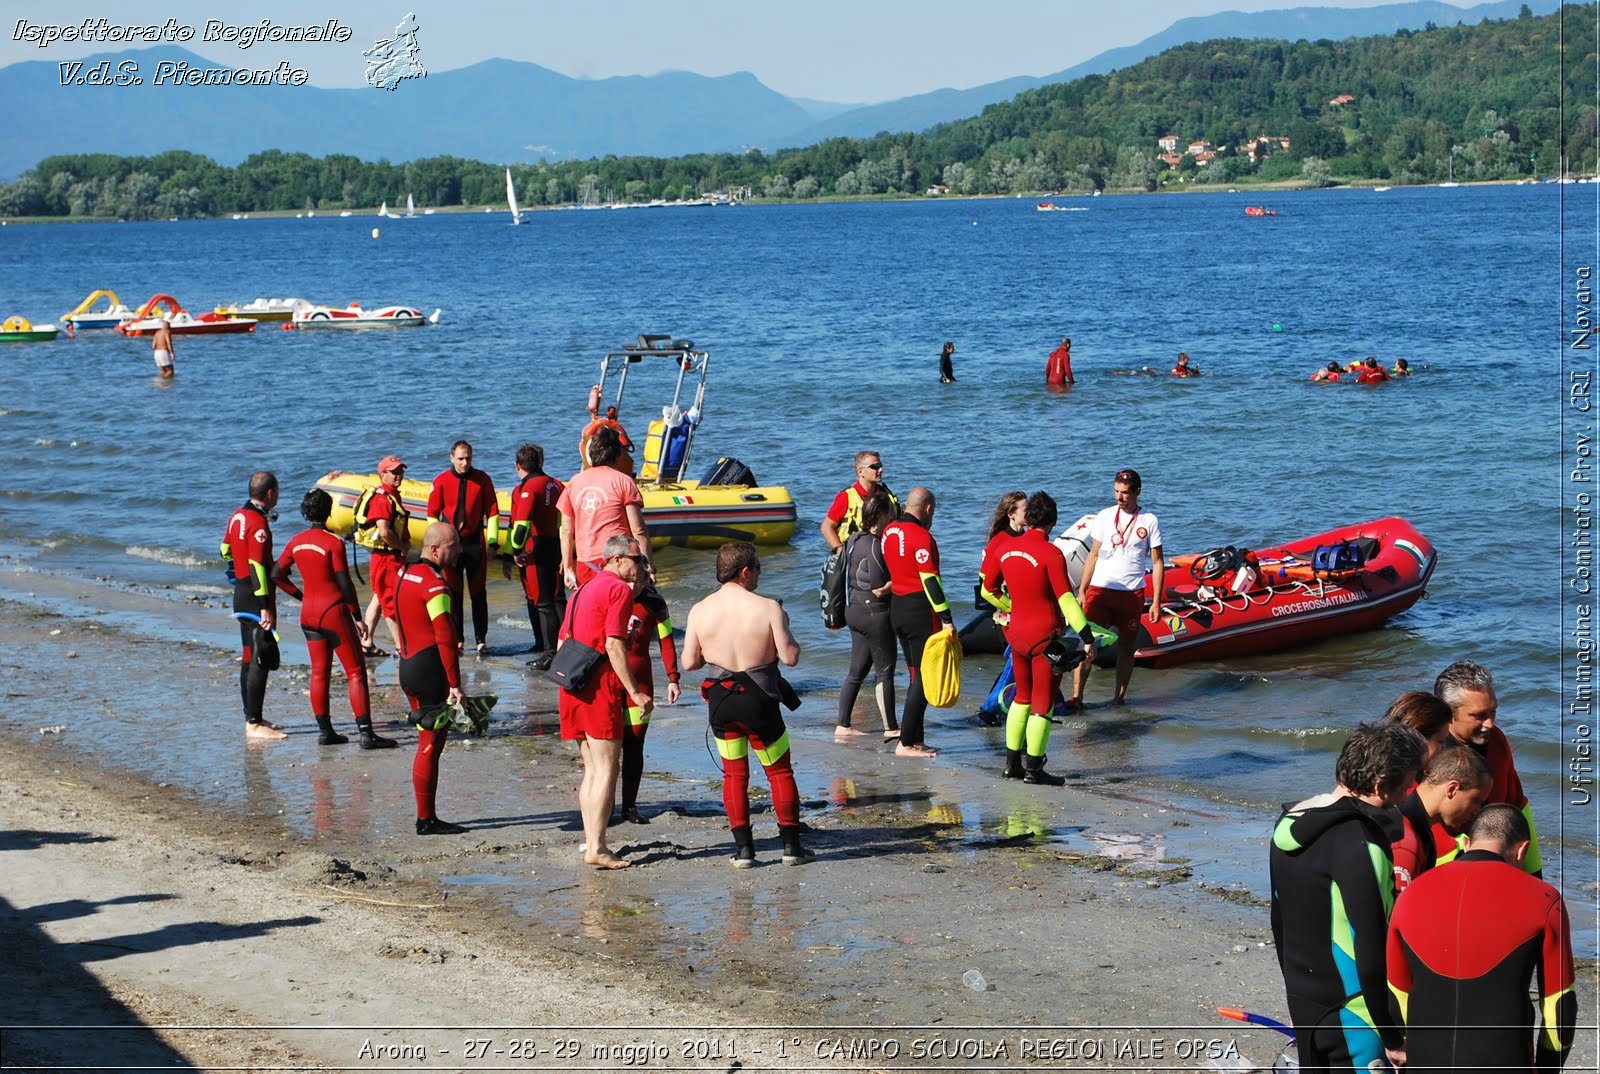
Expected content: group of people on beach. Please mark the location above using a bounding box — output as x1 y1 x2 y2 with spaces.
218 428 1578 1068
821 452 1165 784
1270 666 1574 1073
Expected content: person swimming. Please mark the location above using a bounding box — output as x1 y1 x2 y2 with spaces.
1312 362 1342 382
1170 352 1200 377
1391 358 1412 376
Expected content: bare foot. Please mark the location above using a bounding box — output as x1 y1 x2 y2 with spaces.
245 721 288 741
476 642 488 657
895 743 938 758
834 725 866 737
882 729 901 740
584 848 631 869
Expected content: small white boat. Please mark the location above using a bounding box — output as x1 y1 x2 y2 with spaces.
378 200 390 218
506 168 523 225
292 302 440 329
404 194 416 218
339 211 353 217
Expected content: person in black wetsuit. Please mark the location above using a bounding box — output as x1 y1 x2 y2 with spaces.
938 341 956 383
1387 804 1576 1074
1270 720 1425 1074
835 491 897 739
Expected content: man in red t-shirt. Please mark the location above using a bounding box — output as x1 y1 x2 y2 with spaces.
1046 337 1074 386
221 471 284 741
557 534 653 869
558 426 651 589
425 440 499 655
506 442 565 669
394 522 467 835
821 450 900 551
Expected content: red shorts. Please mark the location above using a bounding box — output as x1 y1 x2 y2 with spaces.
1083 585 1144 634
370 552 403 619
559 667 626 741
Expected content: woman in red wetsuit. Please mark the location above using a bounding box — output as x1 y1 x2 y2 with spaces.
981 491 1095 786
273 490 396 749
617 583 680 824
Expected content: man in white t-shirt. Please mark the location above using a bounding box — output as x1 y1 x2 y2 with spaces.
1072 468 1164 707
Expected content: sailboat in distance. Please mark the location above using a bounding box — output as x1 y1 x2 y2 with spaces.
506 168 523 225
404 193 417 218
378 200 389 218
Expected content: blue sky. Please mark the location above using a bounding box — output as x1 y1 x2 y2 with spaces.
3 0 1475 102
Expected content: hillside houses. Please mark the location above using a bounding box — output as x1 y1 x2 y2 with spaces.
1155 133 1291 169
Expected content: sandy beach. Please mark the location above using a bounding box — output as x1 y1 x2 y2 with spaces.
0 559 1409 1074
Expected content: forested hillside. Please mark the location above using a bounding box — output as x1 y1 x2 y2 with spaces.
2 7 1591 219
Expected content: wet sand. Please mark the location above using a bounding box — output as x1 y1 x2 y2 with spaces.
1 565 1592 1072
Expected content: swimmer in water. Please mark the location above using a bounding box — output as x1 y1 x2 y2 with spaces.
1391 358 1412 376
1312 362 1342 382
1170 352 1200 377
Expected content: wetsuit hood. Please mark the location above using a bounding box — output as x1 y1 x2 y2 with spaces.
1272 793 1402 855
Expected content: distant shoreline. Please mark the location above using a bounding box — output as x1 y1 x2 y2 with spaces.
0 175 1566 225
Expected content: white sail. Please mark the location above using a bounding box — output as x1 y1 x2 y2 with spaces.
405 193 416 217
378 200 388 217
506 168 522 224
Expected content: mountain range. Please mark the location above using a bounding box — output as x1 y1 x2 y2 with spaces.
0 0 1560 176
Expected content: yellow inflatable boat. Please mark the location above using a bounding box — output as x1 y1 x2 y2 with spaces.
315 469 795 552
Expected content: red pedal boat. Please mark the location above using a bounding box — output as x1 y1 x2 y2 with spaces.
118 294 256 336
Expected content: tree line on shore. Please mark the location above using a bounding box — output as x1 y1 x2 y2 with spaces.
1 6 1592 221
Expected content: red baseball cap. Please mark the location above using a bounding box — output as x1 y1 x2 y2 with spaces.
378 455 407 473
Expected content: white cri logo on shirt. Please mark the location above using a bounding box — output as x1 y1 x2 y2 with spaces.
915 549 930 565
578 488 606 515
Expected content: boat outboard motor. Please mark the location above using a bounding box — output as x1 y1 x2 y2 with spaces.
700 456 756 488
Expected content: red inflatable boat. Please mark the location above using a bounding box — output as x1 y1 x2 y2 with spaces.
1131 517 1436 667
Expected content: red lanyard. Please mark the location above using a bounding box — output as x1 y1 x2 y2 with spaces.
1110 509 1138 551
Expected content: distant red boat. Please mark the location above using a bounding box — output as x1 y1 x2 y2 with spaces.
1245 205 1278 217
1127 517 1436 668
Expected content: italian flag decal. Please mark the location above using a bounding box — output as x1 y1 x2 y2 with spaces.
672 495 695 505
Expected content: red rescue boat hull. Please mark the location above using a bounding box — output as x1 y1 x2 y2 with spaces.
1131 516 1436 668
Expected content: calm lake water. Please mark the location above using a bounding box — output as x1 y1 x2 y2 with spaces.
1 184 1595 921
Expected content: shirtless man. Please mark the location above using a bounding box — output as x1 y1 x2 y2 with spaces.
681 541 810 867
152 319 175 378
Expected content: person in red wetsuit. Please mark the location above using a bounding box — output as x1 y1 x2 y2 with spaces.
1311 361 1342 382
682 540 808 867
395 522 468 835
1390 743 1490 894
557 534 653 869
1387 804 1576 1073
272 489 397 749
221 471 284 741
356 455 409 656
426 440 499 655
1045 337 1074 386
506 442 565 669
616 582 680 824
1355 357 1390 384
882 487 953 758
1432 660 1542 875
580 400 633 469
982 492 1097 786
1170 352 1199 377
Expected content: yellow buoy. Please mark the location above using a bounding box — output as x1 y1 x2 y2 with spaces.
371 227 380 239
